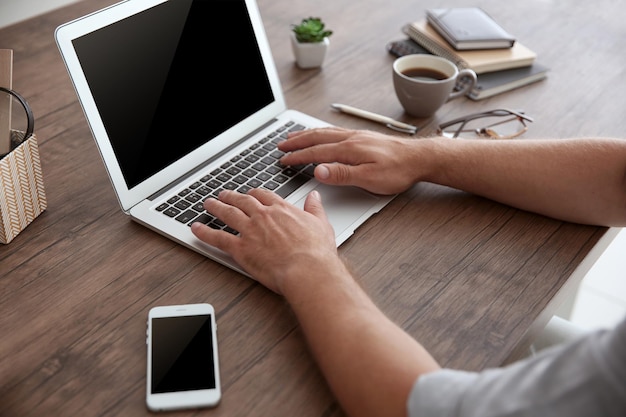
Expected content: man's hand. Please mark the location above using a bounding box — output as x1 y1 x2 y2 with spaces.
191 188 339 294
279 127 423 195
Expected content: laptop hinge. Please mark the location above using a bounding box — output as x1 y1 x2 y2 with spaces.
147 118 279 201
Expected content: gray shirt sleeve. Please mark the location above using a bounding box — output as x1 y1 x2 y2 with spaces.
407 317 626 417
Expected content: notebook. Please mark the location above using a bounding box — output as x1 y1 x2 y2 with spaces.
55 0 394 276
403 19 536 74
425 7 516 50
467 63 549 100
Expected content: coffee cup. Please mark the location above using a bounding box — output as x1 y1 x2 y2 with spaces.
392 55 477 118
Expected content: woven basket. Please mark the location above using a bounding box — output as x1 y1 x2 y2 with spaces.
0 132 47 244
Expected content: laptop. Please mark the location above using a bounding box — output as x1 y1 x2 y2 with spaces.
55 0 394 276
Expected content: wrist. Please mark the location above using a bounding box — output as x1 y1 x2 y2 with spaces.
278 252 352 303
412 137 451 184
404 137 436 184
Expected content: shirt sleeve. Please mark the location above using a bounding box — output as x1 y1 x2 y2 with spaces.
407 317 626 417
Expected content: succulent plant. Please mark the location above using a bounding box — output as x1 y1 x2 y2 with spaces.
291 17 333 43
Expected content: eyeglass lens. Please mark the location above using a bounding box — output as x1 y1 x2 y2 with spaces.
0 87 34 156
440 110 531 139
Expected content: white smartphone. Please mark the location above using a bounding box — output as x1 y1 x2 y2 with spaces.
146 303 221 412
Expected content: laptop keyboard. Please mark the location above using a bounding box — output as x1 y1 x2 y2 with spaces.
154 121 315 234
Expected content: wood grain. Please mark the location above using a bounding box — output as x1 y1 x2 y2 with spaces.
1 0 624 416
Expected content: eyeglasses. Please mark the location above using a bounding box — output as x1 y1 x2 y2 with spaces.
437 109 533 139
0 86 34 157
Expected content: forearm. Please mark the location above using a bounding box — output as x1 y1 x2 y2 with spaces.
418 137 626 226
281 257 440 417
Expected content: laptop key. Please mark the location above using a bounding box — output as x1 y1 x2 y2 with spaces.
185 193 203 203
226 166 241 176
175 209 197 223
273 173 289 183
191 213 213 225
196 186 211 196
303 164 316 177
252 162 267 171
266 165 281 175
223 182 238 190
206 179 221 190
263 180 279 191
216 173 231 182
275 174 310 198
237 185 252 194
163 207 180 217
242 168 257 178
256 172 271 182
281 167 297 176
261 156 275 165
233 175 248 184
247 178 263 188
174 200 191 210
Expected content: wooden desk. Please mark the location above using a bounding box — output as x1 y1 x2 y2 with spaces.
1 0 624 415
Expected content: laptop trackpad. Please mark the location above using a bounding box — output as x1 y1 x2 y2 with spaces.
292 184 381 236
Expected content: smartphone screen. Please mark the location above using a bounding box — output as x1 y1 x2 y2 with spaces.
147 304 221 411
151 315 216 393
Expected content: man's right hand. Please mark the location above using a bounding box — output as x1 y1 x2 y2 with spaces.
279 127 426 195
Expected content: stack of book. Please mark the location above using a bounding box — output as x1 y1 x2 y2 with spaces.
393 7 549 100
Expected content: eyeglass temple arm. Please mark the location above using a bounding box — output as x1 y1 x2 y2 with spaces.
439 109 534 131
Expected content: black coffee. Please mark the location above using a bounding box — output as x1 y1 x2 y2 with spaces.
401 67 448 81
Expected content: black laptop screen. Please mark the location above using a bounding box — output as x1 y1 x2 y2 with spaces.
73 0 274 189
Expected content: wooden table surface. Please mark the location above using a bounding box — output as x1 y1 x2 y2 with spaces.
1 0 624 416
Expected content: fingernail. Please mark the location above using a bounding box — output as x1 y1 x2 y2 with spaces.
316 164 330 180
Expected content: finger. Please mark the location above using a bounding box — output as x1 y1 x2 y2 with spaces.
280 140 368 168
280 127 353 152
302 190 330 224
190 222 239 254
287 127 349 139
314 163 361 187
214 190 263 216
314 162 395 195
202 194 250 230
247 187 285 206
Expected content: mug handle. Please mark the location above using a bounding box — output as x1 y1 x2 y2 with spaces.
447 69 477 101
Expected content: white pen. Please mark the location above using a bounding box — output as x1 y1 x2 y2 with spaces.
331 103 418 135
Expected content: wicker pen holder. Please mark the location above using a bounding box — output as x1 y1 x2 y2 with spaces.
0 85 47 244
0 131 47 244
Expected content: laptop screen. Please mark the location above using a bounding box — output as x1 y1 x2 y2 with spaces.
72 0 274 189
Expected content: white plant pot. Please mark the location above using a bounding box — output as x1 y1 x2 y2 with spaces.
290 33 330 69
